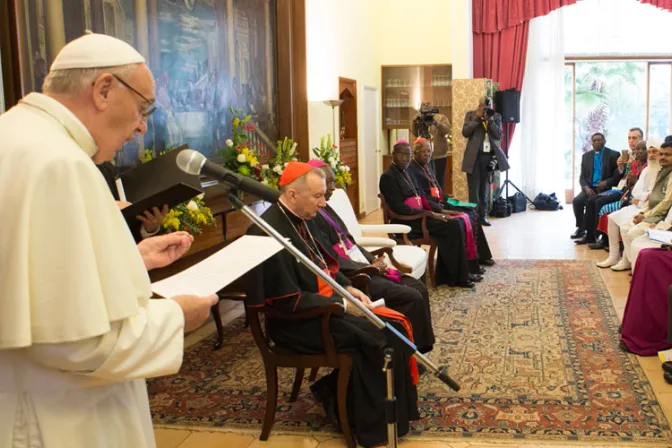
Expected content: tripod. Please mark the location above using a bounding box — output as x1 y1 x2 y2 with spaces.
493 123 534 206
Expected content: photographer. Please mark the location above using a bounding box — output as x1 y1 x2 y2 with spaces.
461 96 510 226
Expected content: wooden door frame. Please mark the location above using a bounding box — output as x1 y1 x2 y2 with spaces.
338 76 361 216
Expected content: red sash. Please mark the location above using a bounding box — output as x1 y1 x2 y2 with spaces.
372 307 419 385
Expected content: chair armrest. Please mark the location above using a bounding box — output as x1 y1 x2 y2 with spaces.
370 247 413 274
360 224 411 234
348 273 371 296
345 266 380 278
262 303 345 320
356 236 397 248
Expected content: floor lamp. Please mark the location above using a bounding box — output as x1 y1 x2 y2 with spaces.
323 99 343 141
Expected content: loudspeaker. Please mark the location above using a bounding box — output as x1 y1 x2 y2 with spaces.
494 89 521 123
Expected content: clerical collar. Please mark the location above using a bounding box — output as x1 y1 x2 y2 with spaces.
278 198 304 223
392 161 408 173
19 93 98 158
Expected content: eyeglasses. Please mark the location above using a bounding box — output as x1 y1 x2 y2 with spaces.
112 74 157 119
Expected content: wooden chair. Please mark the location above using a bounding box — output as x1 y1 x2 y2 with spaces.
378 193 438 287
247 303 356 448
211 292 246 350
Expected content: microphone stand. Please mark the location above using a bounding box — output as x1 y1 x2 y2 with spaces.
225 189 460 447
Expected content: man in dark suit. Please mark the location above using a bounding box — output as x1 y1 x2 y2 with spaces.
571 132 622 243
461 97 510 226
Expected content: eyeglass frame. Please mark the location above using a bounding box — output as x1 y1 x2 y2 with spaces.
111 74 157 120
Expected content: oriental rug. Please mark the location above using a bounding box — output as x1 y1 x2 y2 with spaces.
148 260 671 444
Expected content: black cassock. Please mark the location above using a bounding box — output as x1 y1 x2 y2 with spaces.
314 204 435 353
379 163 471 286
407 159 493 262
246 202 420 447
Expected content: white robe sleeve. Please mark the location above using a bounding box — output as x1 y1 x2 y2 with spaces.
24 299 185 380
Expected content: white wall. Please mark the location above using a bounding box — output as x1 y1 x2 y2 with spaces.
305 0 473 213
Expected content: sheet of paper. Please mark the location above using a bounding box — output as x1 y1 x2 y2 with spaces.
647 229 672 245
151 235 284 298
659 348 672 363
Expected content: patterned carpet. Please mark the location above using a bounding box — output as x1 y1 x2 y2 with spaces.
148 260 671 444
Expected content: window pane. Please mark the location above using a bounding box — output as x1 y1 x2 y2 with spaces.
649 64 671 139
563 65 574 188
574 61 647 157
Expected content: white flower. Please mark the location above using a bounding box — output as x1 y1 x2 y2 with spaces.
236 153 247 163
187 200 199 211
196 193 205 200
292 158 298 161
273 165 284 174
284 162 290 168
330 160 338 169
328 157 335 164
261 179 269 185
225 139 233 147
261 164 270 171
343 165 351 172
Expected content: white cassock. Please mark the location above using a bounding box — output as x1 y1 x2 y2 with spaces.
0 93 185 448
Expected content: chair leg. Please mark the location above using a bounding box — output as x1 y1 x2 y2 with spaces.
336 356 355 448
211 303 224 350
290 368 304 402
309 367 319 382
428 244 437 288
260 365 278 441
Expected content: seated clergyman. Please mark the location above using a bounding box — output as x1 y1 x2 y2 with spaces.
308 159 435 354
379 140 478 288
247 162 421 448
407 137 495 268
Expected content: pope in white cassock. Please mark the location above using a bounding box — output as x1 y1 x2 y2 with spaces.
0 34 219 447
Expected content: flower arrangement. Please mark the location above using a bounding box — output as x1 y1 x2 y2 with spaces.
258 137 300 189
219 107 260 178
142 147 216 235
312 134 352 188
161 195 216 234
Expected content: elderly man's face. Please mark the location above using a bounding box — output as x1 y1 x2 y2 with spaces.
634 140 648 162
321 166 337 201
648 147 660 161
393 144 412 170
285 172 327 220
413 142 432 166
627 130 643 151
92 64 156 162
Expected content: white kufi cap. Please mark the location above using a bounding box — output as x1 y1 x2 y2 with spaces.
50 32 145 72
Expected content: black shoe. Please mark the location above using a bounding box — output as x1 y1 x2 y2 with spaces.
588 240 607 250
665 371 672 385
570 229 585 239
480 259 495 266
310 376 341 432
575 237 594 245
479 219 492 227
477 266 486 275
662 362 672 375
455 280 475 288
470 274 484 282
619 340 633 353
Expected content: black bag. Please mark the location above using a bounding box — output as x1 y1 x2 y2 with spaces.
507 192 527 213
490 196 512 218
531 192 563 211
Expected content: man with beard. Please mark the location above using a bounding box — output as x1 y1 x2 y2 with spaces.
408 137 495 267
246 162 421 447
379 140 477 288
308 159 435 354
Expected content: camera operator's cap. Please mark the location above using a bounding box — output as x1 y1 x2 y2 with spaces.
50 32 145 72
648 136 663 149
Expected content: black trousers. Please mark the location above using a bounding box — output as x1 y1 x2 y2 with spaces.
467 152 492 220
583 192 622 241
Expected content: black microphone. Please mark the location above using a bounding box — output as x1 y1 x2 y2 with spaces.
176 149 280 202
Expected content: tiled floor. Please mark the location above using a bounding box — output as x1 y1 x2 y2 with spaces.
155 207 672 448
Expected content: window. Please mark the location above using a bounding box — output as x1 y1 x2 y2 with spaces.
649 63 672 139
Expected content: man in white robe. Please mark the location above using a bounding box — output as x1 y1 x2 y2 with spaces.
0 34 218 448
597 139 661 270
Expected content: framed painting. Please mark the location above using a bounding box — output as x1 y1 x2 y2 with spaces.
1 0 308 165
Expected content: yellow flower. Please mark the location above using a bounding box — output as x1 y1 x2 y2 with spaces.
233 117 240 128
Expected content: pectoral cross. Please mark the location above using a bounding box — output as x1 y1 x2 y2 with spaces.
338 241 348 253
416 196 421 207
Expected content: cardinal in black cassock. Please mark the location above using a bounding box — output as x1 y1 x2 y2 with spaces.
408 138 494 266
307 160 435 353
379 140 476 288
246 162 421 447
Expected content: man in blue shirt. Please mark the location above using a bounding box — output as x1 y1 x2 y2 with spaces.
571 132 622 241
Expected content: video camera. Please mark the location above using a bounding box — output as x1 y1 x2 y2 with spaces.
484 97 495 118
413 102 439 139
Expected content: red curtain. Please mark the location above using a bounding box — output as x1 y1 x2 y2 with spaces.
473 0 578 33
637 0 672 11
472 23 530 154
